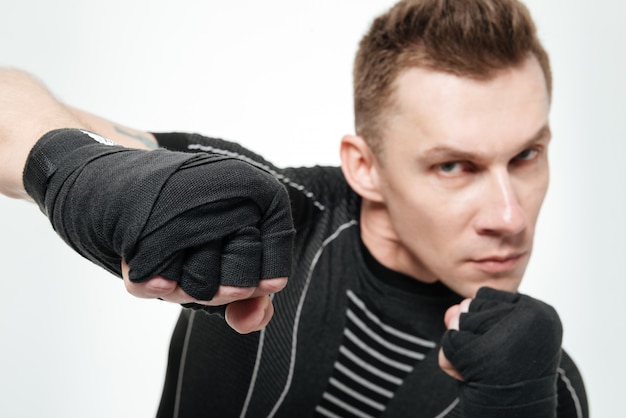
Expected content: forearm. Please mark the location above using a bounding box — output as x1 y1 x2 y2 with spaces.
0 68 157 200
0 69 83 199
68 107 158 150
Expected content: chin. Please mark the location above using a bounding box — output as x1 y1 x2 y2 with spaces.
448 277 522 299
473 279 522 296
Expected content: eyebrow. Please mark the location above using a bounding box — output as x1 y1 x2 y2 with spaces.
420 125 552 162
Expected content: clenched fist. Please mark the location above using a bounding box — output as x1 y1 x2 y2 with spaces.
23 128 295 307
439 287 563 417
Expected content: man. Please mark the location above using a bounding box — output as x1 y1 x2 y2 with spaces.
0 0 587 416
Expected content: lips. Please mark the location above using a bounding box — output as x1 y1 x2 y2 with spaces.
470 252 526 274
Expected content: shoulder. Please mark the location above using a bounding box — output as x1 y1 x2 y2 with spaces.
557 349 589 418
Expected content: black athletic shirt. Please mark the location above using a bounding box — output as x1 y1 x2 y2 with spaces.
154 132 588 418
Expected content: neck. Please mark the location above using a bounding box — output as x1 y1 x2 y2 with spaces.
359 199 438 284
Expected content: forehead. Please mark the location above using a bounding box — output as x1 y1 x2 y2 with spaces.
383 58 550 156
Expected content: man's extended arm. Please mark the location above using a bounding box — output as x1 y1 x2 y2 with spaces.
0 69 162 198
0 69 294 333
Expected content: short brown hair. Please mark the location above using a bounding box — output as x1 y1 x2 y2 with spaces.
354 0 551 154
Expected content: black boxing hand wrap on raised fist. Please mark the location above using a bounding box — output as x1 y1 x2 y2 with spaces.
23 128 295 302
441 287 563 417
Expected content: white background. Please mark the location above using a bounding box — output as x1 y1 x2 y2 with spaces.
1 1 624 416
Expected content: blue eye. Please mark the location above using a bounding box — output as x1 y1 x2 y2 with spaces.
514 149 538 161
438 162 462 173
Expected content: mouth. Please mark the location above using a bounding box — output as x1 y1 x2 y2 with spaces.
470 252 527 274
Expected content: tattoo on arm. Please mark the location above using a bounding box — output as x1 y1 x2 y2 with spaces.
114 126 158 149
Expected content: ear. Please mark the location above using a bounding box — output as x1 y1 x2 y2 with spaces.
340 134 384 203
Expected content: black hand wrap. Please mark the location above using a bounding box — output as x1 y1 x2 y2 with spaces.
441 287 563 417
23 129 295 303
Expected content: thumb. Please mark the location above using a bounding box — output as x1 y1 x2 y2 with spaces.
439 298 472 381
439 348 464 381
225 295 274 334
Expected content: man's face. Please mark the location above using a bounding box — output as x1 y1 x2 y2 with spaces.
372 57 551 297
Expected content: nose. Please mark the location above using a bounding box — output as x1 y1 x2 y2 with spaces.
474 170 528 237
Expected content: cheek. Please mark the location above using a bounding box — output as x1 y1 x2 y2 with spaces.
388 189 471 247
518 172 550 221
378 168 477 250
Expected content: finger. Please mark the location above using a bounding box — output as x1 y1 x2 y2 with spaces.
467 298 508 313
460 305 516 334
126 277 180 299
444 298 472 330
250 277 288 297
161 283 257 307
122 260 178 299
438 348 464 381
225 296 274 334
220 226 262 287
474 286 520 304
258 187 295 279
209 285 256 305
159 285 205 305
166 276 286 307
460 298 471 313
179 243 222 301
444 304 461 330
